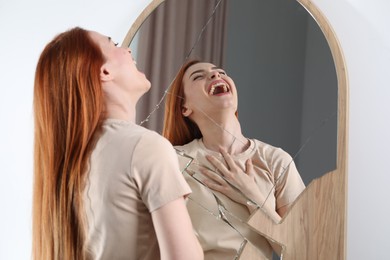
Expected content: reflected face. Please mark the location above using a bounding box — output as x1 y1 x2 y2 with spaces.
182 62 238 118
89 31 151 95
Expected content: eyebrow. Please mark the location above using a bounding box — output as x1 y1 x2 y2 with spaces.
189 67 220 77
107 37 112 42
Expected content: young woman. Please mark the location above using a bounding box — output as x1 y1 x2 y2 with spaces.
33 27 203 260
163 60 305 259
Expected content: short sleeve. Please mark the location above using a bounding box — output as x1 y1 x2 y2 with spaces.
131 132 192 212
272 149 305 210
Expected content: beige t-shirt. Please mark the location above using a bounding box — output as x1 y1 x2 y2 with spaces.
175 138 305 260
84 119 192 260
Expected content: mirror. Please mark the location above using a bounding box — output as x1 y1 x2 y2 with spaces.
123 0 348 259
127 0 338 186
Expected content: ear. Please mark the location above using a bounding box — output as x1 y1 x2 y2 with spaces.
100 64 113 82
182 106 192 117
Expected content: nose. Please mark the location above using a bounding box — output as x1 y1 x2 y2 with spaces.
128 49 137 65
127 48 134 59
209 70 221 79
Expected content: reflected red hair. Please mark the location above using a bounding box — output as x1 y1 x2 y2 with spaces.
163 60 202 146
33 27 104 260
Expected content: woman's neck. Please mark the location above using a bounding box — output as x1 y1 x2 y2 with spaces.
102 82 143 123
195 114 249 155
105 98 137 123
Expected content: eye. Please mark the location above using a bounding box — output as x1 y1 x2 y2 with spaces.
114 42 119 47
193 75 203 81
218 70 227 75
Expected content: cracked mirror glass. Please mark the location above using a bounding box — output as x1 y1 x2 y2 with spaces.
127 0 338 259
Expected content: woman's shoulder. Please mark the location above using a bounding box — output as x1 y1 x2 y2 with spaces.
99 119 173 155
174 139 201 154
252 139 293 160
138 129 173 149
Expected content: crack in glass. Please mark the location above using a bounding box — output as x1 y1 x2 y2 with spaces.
178 149 284 258
129 0 338 258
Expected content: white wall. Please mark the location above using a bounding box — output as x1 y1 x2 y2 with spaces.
310 0 390 259
1 0 389 259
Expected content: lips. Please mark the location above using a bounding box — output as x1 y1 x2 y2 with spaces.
208 80 230 95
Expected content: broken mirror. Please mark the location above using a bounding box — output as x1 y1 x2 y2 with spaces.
124 0 338 258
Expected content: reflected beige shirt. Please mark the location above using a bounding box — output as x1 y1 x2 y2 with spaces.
84 119 191 259
175 138 305 260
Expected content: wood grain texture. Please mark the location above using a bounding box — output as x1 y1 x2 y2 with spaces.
123 0 349 259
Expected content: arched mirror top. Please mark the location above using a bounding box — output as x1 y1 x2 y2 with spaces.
122 0 348 259
123 0 347 186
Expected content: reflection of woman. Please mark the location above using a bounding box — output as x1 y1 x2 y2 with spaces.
163 60 305 259
32 28 203 260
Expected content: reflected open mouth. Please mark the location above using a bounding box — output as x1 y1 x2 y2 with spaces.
208 81 230 95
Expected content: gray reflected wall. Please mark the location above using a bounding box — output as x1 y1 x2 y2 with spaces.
224 0 337 186
299 17 338 184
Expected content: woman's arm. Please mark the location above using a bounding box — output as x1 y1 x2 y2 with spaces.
151 197 203 260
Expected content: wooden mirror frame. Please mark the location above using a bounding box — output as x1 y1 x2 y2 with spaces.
122 0 348 259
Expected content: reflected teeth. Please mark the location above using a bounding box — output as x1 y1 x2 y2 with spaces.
209 82 229 95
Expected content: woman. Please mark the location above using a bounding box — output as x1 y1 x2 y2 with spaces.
163 60 305 259
33 27 203 260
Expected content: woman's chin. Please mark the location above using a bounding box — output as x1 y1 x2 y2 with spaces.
144 80 152 92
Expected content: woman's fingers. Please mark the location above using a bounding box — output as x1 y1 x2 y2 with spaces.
201 168 228 192
205 155 230 176
245 158 254 177
219 148 237 172
201 168 224 183
202 178 225 193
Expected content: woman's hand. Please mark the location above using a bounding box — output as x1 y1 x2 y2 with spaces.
201 149 266 213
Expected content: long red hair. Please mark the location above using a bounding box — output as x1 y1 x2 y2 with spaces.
33 27 105 260
163 60 202 145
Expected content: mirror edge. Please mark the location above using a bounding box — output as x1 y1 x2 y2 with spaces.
121 0 165 47
122 0 349 259
249 1 349 259
303 0 349 258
